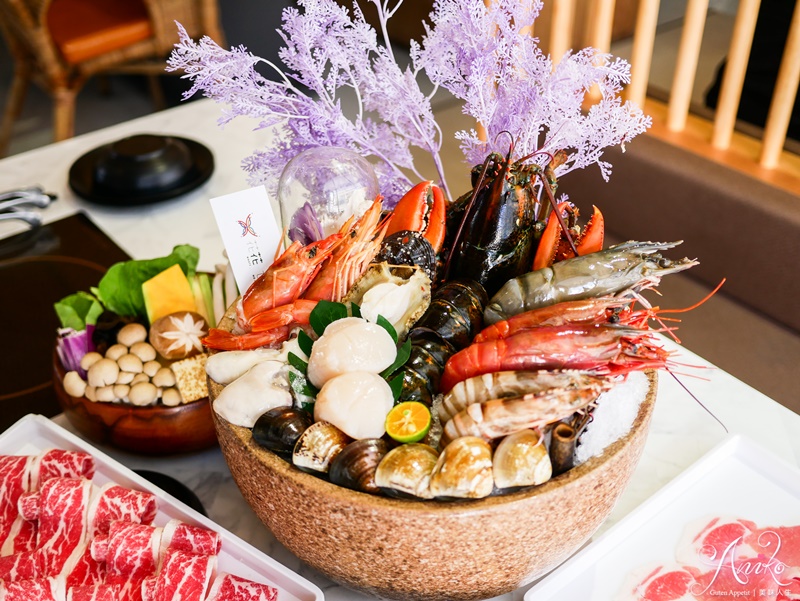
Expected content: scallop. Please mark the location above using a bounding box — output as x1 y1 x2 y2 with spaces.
306 318 396 389
252 406 314 454
344 263 431 340
314 372 394 439
429 436 494 499
328 439 388 494
492 429 552 489
292 421 352 474
374 443 438 499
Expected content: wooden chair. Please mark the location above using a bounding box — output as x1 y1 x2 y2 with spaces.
0 0 224 156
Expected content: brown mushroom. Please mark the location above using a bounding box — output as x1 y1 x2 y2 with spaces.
149 311 208 360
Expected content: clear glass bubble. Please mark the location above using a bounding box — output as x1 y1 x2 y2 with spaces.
277 147 379 245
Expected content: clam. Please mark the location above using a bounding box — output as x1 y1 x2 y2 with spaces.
252 407 314 454
375 231 437 282
343 262 431 340
374 443 438 499
292 421 352 474
429 436 494 499
492 429 552 489
328 439 388 494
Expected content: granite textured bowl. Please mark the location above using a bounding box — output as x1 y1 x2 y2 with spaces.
210 369 657 601
53 351 217 455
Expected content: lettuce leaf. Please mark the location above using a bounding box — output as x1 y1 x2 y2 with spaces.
54 292 104 330
93 245 199 318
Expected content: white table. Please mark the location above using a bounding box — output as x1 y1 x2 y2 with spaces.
3 99 799 601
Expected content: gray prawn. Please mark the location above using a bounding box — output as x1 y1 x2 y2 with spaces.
484 241 698 324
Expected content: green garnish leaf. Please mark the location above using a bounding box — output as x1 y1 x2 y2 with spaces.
288 369 318 399
376 315 398 343
350 302 361 318
309 300 349 337
388 374 404 402
380 338 411 379
301 400 316 413
297 329 314 357
287 352 308 374
94 245 200 319
54 292 104 330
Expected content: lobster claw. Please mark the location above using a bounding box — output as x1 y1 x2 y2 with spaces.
385 181 446 253
532 204 604 270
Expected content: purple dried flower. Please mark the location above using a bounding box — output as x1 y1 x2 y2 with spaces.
288 202 324 245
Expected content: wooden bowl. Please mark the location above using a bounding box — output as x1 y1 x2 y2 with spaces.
53 351 217 455
210 369 657 600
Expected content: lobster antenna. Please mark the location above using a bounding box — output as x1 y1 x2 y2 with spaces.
538 170 579 257
668 369 729 433
494 130 515 150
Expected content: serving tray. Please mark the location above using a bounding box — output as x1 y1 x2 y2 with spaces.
0 414 324 601
524 435 800 600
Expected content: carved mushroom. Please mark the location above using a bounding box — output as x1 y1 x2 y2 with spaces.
149 311 208 360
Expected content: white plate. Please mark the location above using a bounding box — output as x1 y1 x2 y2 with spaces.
0 414 324 601
525 434 800 600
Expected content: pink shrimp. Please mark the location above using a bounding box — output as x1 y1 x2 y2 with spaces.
439 324 670 394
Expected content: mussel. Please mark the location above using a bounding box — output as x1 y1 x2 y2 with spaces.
374 443 439 499
292 421 352 474
429 436 494 499
252 407 313 454
492 429 552 489
375 230 437 282
328 439 388 494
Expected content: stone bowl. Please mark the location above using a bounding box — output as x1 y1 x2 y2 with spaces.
53 350 217 455
209 369 657 601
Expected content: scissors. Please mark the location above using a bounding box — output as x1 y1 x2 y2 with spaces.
0 186 57 228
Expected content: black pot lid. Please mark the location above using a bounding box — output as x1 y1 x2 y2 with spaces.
69 134 214 206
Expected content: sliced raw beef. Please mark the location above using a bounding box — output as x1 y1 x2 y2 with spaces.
152 549 216 601
205 573 279 601
35 478 91 579
32 450 94 490
1 517 37 556
0 577 63 601
0 457 32 551
87 485 157 539
64 542 105 589
66 583 120 601
675 517 758 568
0 551 37 582
103 522 162 601
745 526 800 570
140 578 156 601
15 493 38 522
159 520 221 557
618 564 697 601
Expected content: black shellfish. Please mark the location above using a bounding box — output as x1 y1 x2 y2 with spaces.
376 230 437 282
252 406 314 454
328 438 388 494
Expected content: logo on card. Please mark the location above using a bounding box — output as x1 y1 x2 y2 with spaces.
237 214 258 237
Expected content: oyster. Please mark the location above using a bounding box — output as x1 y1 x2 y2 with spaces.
429 436 493 499
492 429 552 489
328 438 388 494
292 421 352 473
374 443 438 499
343 262 431 340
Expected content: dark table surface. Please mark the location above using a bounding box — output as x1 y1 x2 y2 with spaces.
0 214 130 430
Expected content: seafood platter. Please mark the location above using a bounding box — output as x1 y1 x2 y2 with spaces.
51 246 239 454
0 413 323 601
203 161 698 600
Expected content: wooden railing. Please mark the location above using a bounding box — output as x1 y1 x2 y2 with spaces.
536 0 800 196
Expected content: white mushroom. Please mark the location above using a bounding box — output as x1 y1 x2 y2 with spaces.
87 358 119 388
143 360 161 377
105 344 128 361
79 352 103 372
63 371 87 398
129 342 157 362
95 386 116 402
131 373 150 386
162 387 182 407
84 386 97 402
152 367 176 388
117 323 148 347
113 384 131 399
117 353 143 374
129 382 158 406
116 371 135 385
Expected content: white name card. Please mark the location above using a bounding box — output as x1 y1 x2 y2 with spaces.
209 186 281 295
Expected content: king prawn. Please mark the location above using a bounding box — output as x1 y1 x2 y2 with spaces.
204 143 703 501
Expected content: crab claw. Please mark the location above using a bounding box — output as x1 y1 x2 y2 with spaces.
533 202 572 271
532 204 605 270
385 181 446 253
